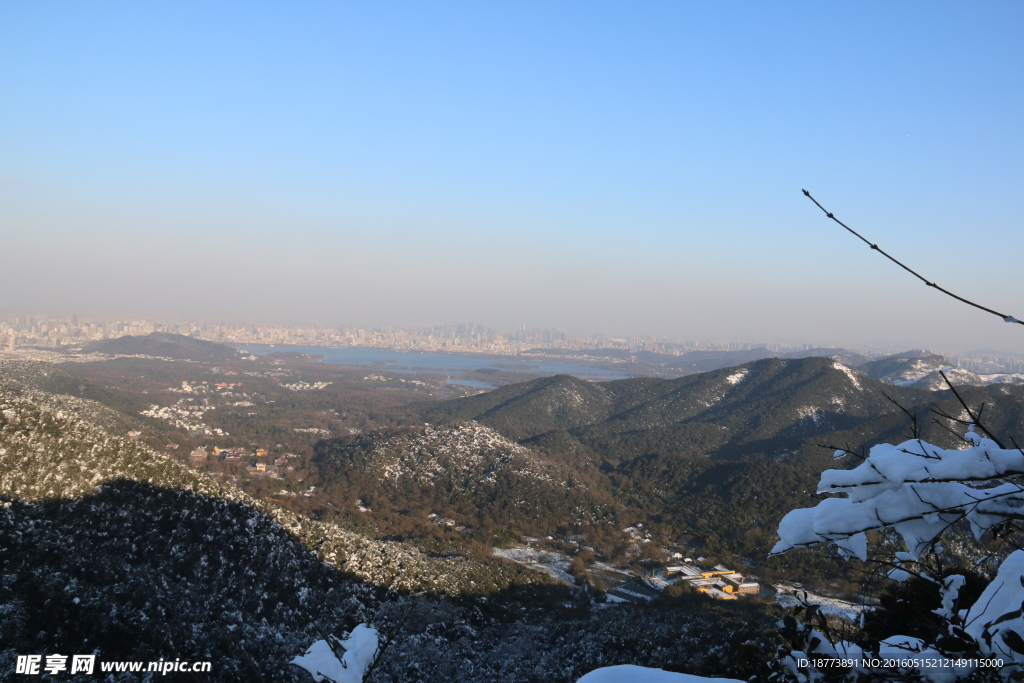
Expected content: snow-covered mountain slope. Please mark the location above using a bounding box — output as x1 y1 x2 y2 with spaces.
856 350 1024 389
313 421 614 531
901 366 1024 391
428 357 926 462
351 421 566 485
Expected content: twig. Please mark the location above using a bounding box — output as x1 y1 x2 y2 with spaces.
932 405 972 426
817 443 866 462
882 391 919 439
931 418 972 445
938 370 1006 449
802 190 1023 326
363 599 418 680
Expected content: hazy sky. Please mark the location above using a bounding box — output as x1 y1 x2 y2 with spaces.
3 2 1022 351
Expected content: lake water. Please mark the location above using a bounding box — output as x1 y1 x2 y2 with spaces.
237 345 630 387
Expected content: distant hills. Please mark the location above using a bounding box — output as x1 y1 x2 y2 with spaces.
82 332 242 362
530 346 872 375
411 356 1024 560
657 347 875 374
267 352 1024 567
79 333 1024 392
425 357 926 459
533 345 1024 390
857 349 948 382
857 350 1024 390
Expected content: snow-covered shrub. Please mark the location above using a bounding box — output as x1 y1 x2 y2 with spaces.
291 625 379 683
770 431 1024 682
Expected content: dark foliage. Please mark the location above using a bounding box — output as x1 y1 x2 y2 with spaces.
0 480 377 681
414 358 1024 566
82 333 242 363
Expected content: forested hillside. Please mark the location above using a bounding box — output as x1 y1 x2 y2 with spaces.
412 357 1024 561
314 421 616 540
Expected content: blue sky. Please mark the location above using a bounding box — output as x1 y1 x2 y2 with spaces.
2 2 1022 351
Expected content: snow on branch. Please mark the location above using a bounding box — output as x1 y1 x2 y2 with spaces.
291 625 379 683
771 435 1024 681
772 437 1024 559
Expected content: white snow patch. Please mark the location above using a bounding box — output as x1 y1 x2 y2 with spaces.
492 546 574 583
833 361 863 389
774 585 868 622
796 406 822 424
725 369 748 385
609 587 654 602
291 624 378 683
577 666 743 683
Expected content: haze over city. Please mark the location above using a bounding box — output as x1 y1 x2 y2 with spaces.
3 2 1022 352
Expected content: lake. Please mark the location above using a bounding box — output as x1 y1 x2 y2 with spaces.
237 345 631 387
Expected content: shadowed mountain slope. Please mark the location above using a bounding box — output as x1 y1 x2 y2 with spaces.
0 481 379 680
0 371 544 595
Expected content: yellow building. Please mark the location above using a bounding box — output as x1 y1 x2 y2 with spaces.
699 565 736 579
679 565 759 598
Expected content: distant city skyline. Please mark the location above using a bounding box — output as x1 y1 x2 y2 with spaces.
3 3 1021 352
3 313 1022 374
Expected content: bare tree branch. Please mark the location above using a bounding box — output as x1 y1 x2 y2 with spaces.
938 370 1006 449
816 442 867 462
931 418 972 445
882 391 920 439
802 190 1023 326
932 405 972 426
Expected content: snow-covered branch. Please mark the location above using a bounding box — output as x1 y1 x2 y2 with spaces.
771 431 1024 682
773 435 1024 559
291 625 379 683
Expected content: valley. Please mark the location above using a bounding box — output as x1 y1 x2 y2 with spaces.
4 333 1024 679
